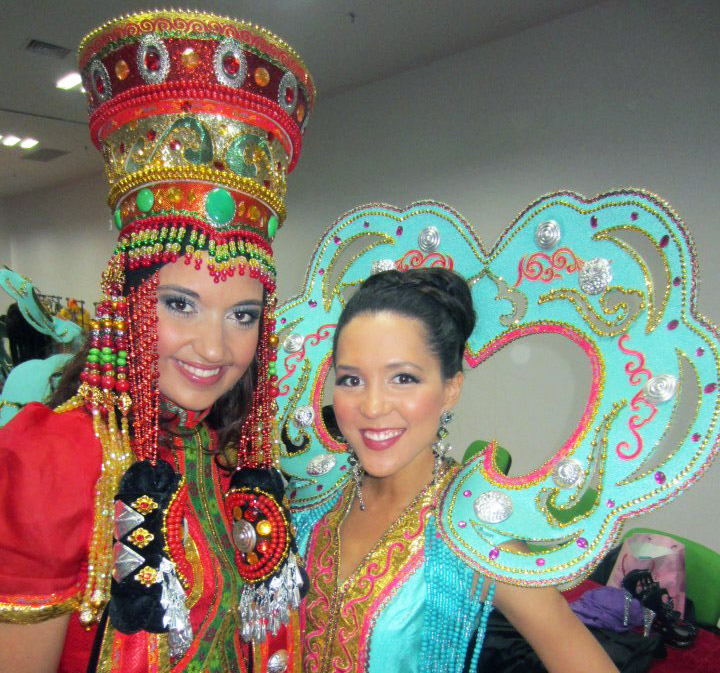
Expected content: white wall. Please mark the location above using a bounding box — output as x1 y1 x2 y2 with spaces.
1 0 718 550
0 201 10 314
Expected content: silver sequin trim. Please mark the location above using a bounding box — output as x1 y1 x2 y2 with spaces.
213 38 248 88
371 259 396 274
278 71 298 114
88 59 111 104
473 491 513 523
579 257 612 295
136 35 170 85
534 220 561 249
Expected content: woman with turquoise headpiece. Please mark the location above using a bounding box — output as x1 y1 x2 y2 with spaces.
0 269 84 426
296 267 618 672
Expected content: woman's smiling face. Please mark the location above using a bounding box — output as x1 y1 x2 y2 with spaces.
155 257 264 411
333 311 462 482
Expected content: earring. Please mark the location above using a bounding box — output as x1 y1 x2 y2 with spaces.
346 449 366 511
432 411 453 482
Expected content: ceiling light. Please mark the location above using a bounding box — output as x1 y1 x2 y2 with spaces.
2 135 21 147
20 138 39 149
56 72 82 90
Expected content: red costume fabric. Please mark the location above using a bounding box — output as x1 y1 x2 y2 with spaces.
0 403 100 598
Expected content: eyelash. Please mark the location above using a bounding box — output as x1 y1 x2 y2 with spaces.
231 308 261 326
161 295 195 316
160 295 260 327
392 373 419 385
335 374 362 387
335 373 419 387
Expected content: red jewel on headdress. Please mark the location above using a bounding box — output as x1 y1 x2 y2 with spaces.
223 54 241 76
144 48 161 71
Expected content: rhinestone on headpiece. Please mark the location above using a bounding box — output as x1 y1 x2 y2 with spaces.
293 405 315 428
579 258 613 295
306 453 337 476
371 259 396 274
473 491 514 524
551 458 585 488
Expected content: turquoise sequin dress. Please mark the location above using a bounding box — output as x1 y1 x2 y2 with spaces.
293 470 495 673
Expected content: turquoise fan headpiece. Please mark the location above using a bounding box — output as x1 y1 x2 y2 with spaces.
276 190 719 585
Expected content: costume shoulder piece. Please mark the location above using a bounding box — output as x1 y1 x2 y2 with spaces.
277 191 719 585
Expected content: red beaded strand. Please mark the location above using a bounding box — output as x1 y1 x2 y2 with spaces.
236 291 279 469
127 272 160 463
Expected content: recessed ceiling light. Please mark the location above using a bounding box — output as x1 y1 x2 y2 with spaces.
20 138 39 149
2 135 21 147
56 72 82 90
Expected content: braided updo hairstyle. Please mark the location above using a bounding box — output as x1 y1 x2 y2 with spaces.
332 268 476 379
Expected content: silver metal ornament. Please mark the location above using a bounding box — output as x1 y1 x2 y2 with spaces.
232 519 257 554
112 542 145 582
643 374 677 403
418 226 440 253
551 458 585 488
278 71 298 114
293 404 315 428
267 649 289 673
473 491 514 524
283 332 304 353
534 220 561 249
114 500 145 539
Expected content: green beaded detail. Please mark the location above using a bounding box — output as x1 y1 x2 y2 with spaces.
268 214 279 239
114 208 123 230
136 187 155 213
205 187 236 225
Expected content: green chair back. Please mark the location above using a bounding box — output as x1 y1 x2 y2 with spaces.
463 440 512 476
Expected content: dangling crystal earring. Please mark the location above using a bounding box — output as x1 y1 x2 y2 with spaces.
432 411 453 482
346 449 366 511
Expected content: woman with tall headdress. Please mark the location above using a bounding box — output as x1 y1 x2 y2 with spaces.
0 10 314 672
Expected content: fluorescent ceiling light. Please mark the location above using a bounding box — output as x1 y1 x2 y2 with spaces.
56 72 82 90
20 138 39 149
2 135 21 147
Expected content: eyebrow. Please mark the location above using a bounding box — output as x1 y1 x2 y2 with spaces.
335 361 425 373
157 284 263 308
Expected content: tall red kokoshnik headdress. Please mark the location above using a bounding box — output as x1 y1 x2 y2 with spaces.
68 8 315 650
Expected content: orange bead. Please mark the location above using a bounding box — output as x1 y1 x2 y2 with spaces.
115 60 130 80
254 67 270 87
